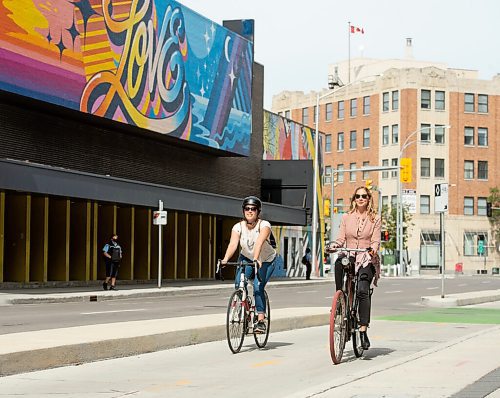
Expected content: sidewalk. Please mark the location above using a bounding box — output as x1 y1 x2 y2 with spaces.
0 277 499 378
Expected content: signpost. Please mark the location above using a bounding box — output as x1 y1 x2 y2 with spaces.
435 183 448 298
153 200 167 288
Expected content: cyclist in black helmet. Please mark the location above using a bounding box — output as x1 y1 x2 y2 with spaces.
221 196 276 334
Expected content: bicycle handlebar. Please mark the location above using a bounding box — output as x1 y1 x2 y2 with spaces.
216 260 262 282
335 247 371 253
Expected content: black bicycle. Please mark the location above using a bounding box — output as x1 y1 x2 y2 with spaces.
329 248 371 364
217 260 271 353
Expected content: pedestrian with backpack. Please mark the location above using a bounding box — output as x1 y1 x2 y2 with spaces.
302 247 312 280
102 234 122 291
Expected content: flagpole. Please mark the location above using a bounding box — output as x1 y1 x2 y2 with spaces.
348 21 351 83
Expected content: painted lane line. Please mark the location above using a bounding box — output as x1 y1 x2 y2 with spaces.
296 290 318 294
426 287 439 290
385 290 402 294
81 309 147 315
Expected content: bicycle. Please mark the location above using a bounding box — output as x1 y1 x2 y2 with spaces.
329 247 372 364
216 260 271 354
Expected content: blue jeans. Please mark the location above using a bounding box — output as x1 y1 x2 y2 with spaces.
234 255 275 314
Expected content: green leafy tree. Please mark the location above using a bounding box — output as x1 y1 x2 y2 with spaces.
487 187 500 251
380 204 414 253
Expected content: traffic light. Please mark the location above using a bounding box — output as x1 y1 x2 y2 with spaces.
324 199 330 217
365 179 373 190
381 230 389 241
487 202 492 217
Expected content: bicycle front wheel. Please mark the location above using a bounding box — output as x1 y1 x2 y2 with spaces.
254 290 270 348
329 290 347 364
226 290 246 353
351 314 364 358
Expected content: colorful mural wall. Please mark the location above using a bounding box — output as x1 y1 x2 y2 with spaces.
0 0 253 155
263 111 326 277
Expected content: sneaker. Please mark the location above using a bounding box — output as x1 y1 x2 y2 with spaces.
102 282 108 291
254 321 266 334
360 331 370 349
109 286 118 291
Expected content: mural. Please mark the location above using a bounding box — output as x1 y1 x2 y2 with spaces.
0 0 253 155
263 111 326 276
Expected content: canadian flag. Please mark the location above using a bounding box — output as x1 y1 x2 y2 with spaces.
350 25 364 34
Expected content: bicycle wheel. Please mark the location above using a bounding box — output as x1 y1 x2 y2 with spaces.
254 290 271 348
351 313 364 358
226 290 246 353
329 290 347 364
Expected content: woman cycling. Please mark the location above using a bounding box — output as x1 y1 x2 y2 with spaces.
327 186 381 349
221 196 276 334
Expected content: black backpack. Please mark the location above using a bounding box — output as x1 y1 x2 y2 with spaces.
301 255 307 265
253 220 277 249
111 246 121 262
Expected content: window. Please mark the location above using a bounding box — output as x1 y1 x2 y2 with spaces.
464 197 474 215
349 163 356 182
285 110 290 119
325 103 332 121
337 164 344 183
478 161 488 180
362 161 370 180
302 107 309 125
338 101 344 119
421 158 430 177
382 126 389 145
363 128 370 148
435 158 445 178
324 165 331 184
420 195 430 214
350 130 357 149
464 127 474 145
382 196 388 209
420 123 431 142
325 134 332 152
478 198 488 216
350 98 357 117
392 90 399 110
337 132 344 151
363 96 370 115
435 90 445 110
435 125 445 144
464 160 474 179
391 195 397 208
382 159 389 179
382 92 389 112
478 128 488 146
464 93 474 112
464 232 488 256
421 89 431 109
478 94 488 113
391 158 398 178
277 111 282 116
391 124 399 144
313 105 317 123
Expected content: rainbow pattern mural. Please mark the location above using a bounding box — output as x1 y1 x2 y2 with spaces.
0 0 253 155
263 111 326 276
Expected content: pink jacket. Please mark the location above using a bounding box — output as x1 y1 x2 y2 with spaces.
333 212 382 284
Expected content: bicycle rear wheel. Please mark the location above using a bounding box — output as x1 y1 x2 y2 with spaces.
329 290 347 364
254 290 270 348
352 315 364 358
226 290 246 353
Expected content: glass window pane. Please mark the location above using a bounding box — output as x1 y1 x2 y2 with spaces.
464 161 474 179
435 159 445 178
338 101 344 119
350 98 357 117
421 158 430 177
478 198 487 216
382 126 389 145
478 128 488 146
383 92 389 112
363 96 370 115
478 94 488 113
464 197 474 215
478 161 488 180
350 130 357 149
363 128 370 148
435 90 445 110
392 90 399 110
392 124 399 144
326 103 333 121
465 93 474 112
464 127 474 145
421 89 431 109
337 132 344 151
420 195 430 214
421 124 431 142
435 125 445 144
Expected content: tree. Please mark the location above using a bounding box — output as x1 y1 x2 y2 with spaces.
380 204 414 253
487 187 500 252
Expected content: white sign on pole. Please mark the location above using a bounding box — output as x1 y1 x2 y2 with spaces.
402 189 417 214
434 183 449 212
153 210 168 225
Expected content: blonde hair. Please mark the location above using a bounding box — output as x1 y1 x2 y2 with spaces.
348 186 377 221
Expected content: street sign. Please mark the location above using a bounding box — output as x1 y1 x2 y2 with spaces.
434 183 448 212
153 210 168 225
400 158 412 183
402 189 416 214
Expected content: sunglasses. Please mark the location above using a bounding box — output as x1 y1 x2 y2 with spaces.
354 194 369 199
244 206 257 212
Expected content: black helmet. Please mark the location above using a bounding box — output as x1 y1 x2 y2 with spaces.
242 196 262 211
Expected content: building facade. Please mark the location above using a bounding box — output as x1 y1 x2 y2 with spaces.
272 56 500 275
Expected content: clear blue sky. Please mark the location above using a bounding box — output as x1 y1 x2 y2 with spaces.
180 0 500 109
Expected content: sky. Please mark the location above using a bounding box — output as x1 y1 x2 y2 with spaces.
180 0 500 109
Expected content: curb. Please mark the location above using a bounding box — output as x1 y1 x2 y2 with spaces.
0 307 330 376
421 289 500 307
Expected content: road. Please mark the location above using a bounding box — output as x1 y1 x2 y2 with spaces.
1 275 499 335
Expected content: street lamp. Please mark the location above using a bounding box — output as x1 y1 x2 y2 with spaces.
312 75 381 277
396 125 451 275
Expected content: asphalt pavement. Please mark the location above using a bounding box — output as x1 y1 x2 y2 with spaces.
0 275 499 397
